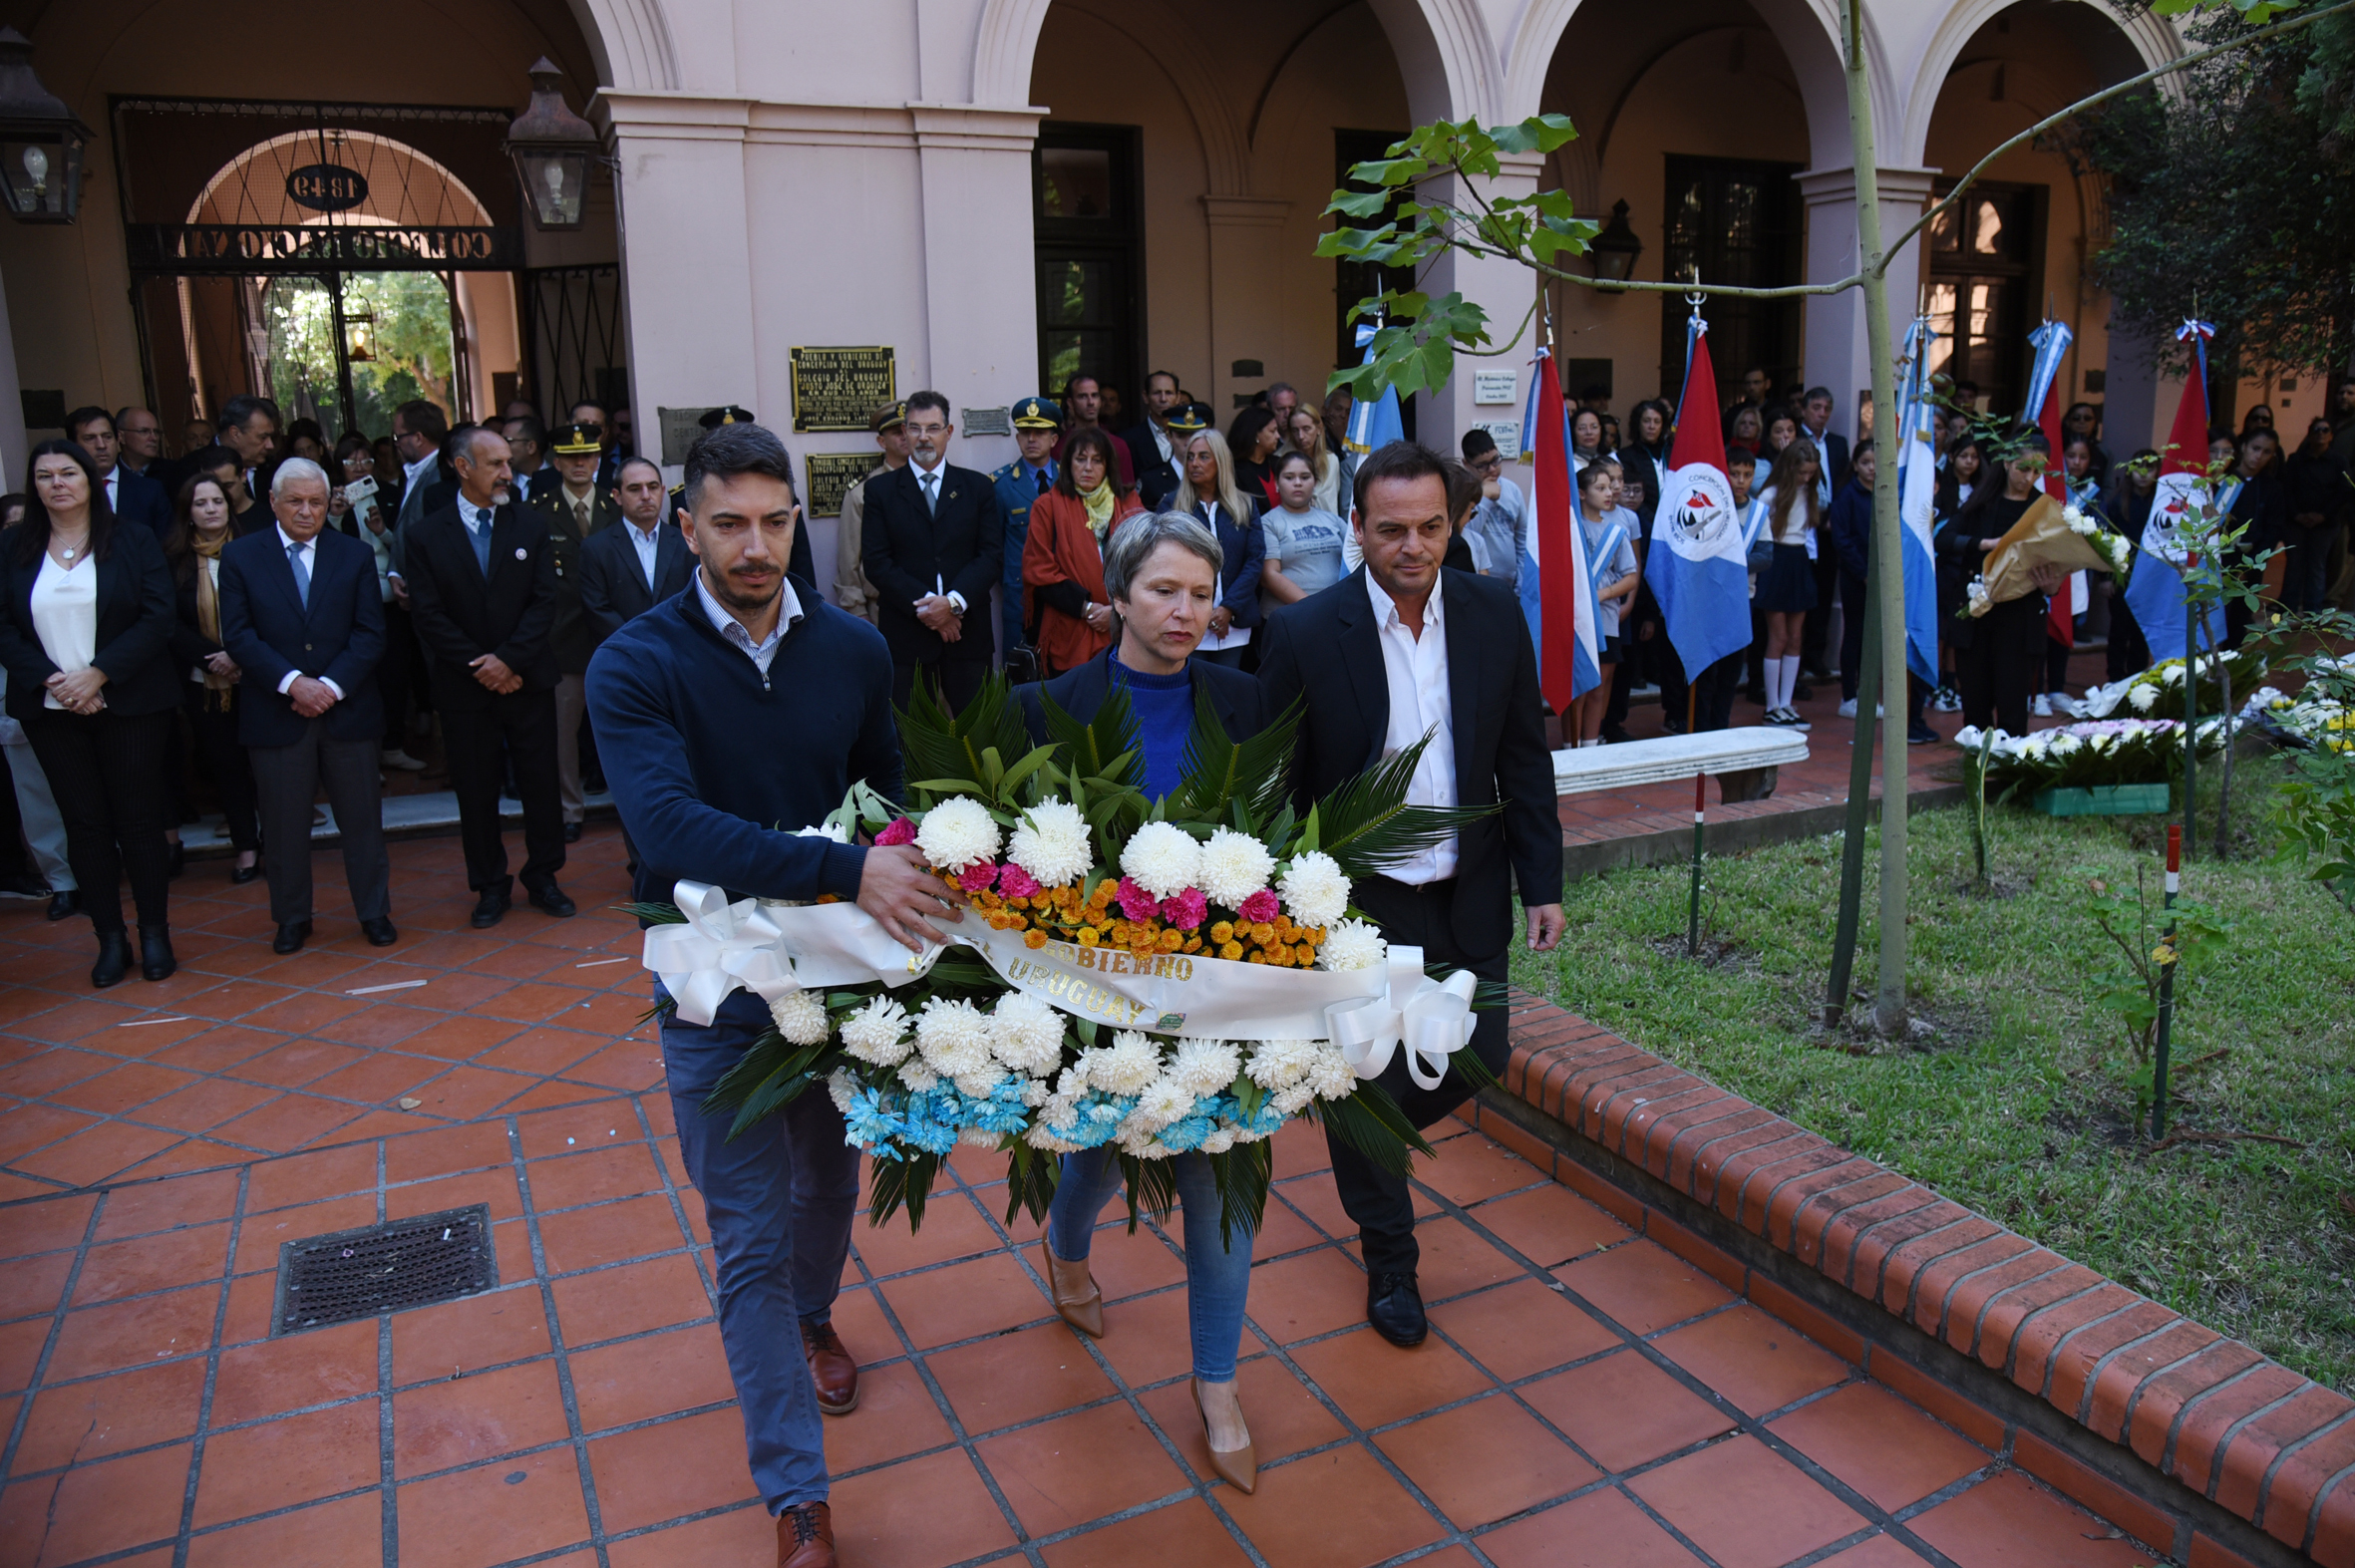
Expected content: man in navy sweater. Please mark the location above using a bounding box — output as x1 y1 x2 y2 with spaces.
585 422 960 1568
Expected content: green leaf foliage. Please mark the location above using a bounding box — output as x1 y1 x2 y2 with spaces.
1171 689 1304 826
1310 728 1501 880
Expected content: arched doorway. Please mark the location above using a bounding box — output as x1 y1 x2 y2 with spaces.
115 98 526 442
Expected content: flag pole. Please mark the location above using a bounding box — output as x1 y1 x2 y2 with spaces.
1683 276 1708 958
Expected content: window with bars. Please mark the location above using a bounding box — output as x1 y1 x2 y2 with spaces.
1657 156 1803 413
1920 179 2046 419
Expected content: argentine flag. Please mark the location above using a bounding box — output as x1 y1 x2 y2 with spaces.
1894 320 1942 683
1517 347 1601 709
1344 322 1404 455
2123 319 2226 661
1651 316 1750 678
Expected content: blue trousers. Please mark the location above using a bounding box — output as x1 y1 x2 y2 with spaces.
660 987 861 1511
1046 1146 1254 1382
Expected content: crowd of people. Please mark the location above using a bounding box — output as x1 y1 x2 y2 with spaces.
0 391 679 985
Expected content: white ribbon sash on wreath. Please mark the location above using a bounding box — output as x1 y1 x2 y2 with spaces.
641 879 1478 1083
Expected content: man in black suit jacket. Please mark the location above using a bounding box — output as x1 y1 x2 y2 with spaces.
1122 370 1186 511
1256 441 1564 1350
579 456 694 641
68 408 171 541
402 427 572 927
859 391 1005 713
217 458 395 954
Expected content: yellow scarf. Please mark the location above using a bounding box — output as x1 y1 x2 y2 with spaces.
1081 479 1117 539
189 528 234 710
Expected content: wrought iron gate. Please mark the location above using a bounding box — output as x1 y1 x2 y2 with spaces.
519 264 627 421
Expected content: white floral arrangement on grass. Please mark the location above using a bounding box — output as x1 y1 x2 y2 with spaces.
2075 647 2268 721
1953 717 2226 795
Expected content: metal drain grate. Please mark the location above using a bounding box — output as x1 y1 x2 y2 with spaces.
272 1204 498 1336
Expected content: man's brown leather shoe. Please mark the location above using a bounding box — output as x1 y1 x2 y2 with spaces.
777 1501 835 1568
802 1320 858 1414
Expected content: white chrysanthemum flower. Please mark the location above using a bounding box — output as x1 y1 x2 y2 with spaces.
897 1059 938 1092
952 1068 1006 1099
1318 918 1388 973
1026 1124 1083 1152
826 1067 856 1114
988 993 1067 1078
768 988 832 1046
1129 1079 1194 1134
914 998 994 1080
1277 851 1349 929
1307 1047 1358 1098
1197 826 1275 907
1273 1083 1318 1115
2129 683 2160 714
959 1126 1000 1148
840 996 913 1066
1121 820 1201 898
1199 1127 1236 1154
1084 1030 1163 1096
1966 577 1989 609
1246 1038 1320 1090
1039 1093 1081 1134
914 795 1001 871
1168 1040 1239 1098
1008 799 1093 888
2163 663 2186 685
1020 1079 1051 1107
793 820 850 843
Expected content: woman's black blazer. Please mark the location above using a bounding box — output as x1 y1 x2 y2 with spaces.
0 522 180 720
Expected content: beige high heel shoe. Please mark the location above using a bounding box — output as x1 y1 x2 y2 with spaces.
1193 1379 1256 1493
1046 1243 1104 1338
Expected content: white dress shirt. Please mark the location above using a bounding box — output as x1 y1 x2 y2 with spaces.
907 460 966 614
625 518 662 589
696 569 802 679
30 553 97 710
273 525 344 701
1362 570 1458 883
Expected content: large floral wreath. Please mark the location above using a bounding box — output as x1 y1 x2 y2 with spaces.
633 676 1504 1237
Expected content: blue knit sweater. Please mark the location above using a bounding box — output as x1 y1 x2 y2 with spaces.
1112 654 1194 799
585 581 902 905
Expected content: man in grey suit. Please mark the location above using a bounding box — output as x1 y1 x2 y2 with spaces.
218 459 396 955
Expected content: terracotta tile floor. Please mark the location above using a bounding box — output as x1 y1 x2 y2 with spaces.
0 826 2161 1566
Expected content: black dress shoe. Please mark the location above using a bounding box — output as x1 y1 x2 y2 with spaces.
48 889 80 922
471 889 510 929
523 880 577 918
92 931 132 988
1366 1272 1428 1347
562 821 582 844
360 916 399 947
166 841 185 880
272 920 313 955
139 925 176 982
230 860 262 885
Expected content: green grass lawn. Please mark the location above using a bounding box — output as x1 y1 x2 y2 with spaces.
1509 756 2355 1390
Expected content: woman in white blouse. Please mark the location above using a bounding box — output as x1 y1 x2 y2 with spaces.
166 474 261 884
0 441 180 986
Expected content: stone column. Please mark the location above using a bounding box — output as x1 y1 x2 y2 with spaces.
1200 196 1292 416
910 104 1043 452
1796 165 1937 442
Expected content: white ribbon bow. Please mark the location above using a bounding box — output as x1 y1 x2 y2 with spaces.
640 879 803 1027
1323 945 1480 1091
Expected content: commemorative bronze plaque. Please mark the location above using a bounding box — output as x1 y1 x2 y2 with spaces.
805 452 878 518
791 346 896 433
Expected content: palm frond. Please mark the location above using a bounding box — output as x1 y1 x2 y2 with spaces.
1118 1151 1178 1232
615 901 683 924
1311 729 1501 880
1171 690 1303 822
1312 1082 1433 1177
868 1149 943 1230
1041 682 1147 791
702 1028 833 1139
1207 1139 1273 1250
1002 1141 1063 1226
897 674 1031 801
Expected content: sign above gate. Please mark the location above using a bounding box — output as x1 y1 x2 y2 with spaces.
125 221 520 274
285 161 369 212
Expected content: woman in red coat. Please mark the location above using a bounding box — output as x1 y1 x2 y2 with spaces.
1022 427 1147 677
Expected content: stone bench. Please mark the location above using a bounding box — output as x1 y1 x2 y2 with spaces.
1553 725 1810 804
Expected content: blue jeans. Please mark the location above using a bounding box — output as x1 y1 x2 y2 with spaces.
1046 1146 1254 1382
660 987 861 1511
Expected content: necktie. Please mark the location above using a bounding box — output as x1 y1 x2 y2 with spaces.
921 471 938 515
469 507 495 574
1036 469 1049 496
574 495 590 533
286 541 310 608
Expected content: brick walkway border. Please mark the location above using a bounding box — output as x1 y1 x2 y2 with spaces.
1484 992 2355 1568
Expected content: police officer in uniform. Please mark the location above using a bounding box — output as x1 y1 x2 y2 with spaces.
990 396 1062 675
671 407 817 586
533 421 618 839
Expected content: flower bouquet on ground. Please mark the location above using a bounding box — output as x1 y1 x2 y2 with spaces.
2075 647 2268 721
1951 717 2227 799
634 676 1503 1238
